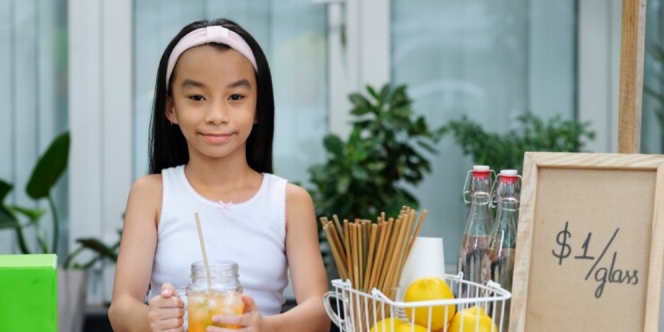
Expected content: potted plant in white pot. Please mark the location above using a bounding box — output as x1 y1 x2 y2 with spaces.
0 131 117 332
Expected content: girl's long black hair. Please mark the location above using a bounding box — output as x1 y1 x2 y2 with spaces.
148 18 274 174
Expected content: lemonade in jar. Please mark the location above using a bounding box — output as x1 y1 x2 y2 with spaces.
186 260 244 331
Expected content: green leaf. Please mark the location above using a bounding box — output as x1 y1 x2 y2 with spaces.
350 106 372 116
0 180 17 229
63 246 84 269
323 135 344 157
76 238 119 262
0 180 12 202
374 84 391 111
366 85 379 100
336 176 351 194
11 206 46 223
348 93 370 109
26 131 70 200
15 226 31 254
350 165 369 181
0 206 19 229
351 119 373 129
644 86 664 105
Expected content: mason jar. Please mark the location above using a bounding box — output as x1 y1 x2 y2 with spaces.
185 260 244 331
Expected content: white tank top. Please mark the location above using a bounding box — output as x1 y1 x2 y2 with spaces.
150 165 289 317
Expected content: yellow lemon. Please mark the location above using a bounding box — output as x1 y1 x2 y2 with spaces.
395 323 431 332
403 277 456 331
369 317 406 332
448 306 498 332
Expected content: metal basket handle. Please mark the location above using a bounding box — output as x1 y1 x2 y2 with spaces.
323 291 345 328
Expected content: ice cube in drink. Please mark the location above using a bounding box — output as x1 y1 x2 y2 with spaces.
188 290 244 331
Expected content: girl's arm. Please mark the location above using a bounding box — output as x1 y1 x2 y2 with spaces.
264 183 330 332
108 175 178 332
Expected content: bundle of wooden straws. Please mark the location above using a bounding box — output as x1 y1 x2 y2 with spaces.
320 206 428 293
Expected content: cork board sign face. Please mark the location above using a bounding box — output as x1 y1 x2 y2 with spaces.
510 152 664 332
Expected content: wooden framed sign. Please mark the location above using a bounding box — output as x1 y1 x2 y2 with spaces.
510 152 664 332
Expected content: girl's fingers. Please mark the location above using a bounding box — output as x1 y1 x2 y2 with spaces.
213 312 258 328
149 295 184 308
147 307 185 327
159 317 185 329
150 316 184 331
161 282 176 297
163 307 185 318
211 295 261 329
240 294 259 313
212 314 239 326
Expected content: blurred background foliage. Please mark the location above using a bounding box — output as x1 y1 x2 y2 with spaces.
440 113 596 173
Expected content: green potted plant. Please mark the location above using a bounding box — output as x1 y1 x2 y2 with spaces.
0 131 119 332
0 131 82 332
0 131 70 256
308 83 444 277
440 112 596 173
63 230 120 270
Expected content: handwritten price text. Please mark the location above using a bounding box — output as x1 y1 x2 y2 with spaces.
551 221 638 298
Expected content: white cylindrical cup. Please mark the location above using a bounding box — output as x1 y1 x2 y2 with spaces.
399 237 446 288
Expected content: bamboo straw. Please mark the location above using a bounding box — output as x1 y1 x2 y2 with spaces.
362 224 378 291
368 220 389 292
324 223 348 280
377 218 398 290
352 223 361 287
194 212 212 289
382 217 408 292
346 221 353 284
347 223 360 331
405 210 428 259
328 222 348 272
355 223 364 289
393 210 416 288
322 217 347 265
344 220 352 282
333 214 344 242
361 221 369 276
403 211 416 247
396 210 429 288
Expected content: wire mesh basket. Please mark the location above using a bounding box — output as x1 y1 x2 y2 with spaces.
323 273 512 332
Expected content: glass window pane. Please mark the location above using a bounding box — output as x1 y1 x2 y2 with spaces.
391 0 576 264
0 0 68 254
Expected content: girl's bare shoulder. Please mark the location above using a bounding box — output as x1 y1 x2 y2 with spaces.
126 174 163 226
285 182 314 206
130 173 163 195
127 174 163 211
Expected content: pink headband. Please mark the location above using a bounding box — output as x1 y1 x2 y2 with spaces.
166 26 258 89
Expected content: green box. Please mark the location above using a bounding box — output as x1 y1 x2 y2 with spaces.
0 254 57 332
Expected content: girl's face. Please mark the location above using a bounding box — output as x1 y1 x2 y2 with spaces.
166 44 257 162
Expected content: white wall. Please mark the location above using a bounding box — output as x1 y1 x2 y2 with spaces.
578 0 622 153
0 0 68 259
68 0 132 305
326 0 391 138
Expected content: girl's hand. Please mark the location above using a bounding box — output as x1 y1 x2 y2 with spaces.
147 282 185 332
210 294 272 331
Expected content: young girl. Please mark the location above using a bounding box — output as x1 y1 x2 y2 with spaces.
108 18 330 332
